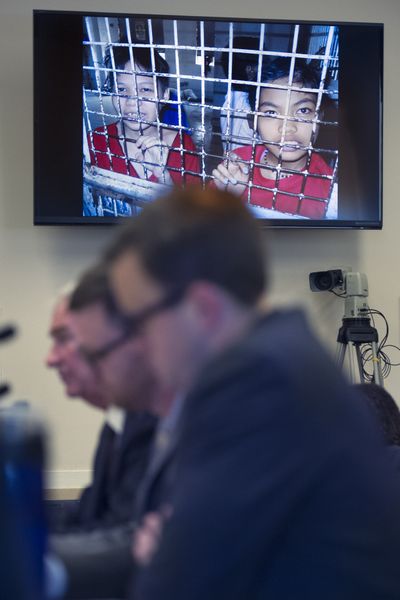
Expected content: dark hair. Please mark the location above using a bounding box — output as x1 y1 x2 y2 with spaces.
104 42 170 95
248 57 322 111
355 383 400 446
104 186 267 306
69 264 122 324
221 36 260 90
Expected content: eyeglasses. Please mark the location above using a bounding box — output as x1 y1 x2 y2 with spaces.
79 287 186 366
79 329 133 366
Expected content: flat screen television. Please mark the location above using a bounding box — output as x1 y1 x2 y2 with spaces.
34 10 383 228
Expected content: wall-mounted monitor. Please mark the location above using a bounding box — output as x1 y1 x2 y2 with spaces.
34 11 383 228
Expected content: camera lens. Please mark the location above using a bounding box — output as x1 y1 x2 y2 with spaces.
309 270 343 292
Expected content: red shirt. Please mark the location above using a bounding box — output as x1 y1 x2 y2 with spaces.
88 123 201 186
233 144 334 219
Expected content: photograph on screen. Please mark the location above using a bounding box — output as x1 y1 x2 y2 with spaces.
82 16 339 220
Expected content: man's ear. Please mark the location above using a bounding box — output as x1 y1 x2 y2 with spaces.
163 87 170 101
186 281 225 332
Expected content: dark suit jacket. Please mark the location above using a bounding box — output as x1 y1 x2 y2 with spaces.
134 309 400 600
49 411 156 599
51 411 156 533
134 401 183 521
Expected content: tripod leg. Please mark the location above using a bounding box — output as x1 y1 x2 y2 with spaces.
354 344 366 383
337 342 356 383
337 341 356 382
336 343 347 370
347 343 356 383
371 341 384 387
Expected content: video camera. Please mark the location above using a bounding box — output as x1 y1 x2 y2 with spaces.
309 268 368 296
309 268 385 385
309 268 370 320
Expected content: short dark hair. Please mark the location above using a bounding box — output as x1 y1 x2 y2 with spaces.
69 264 122 324
104 42 170 95
221 36 260 90
248 57 322 111
355 383 400 446
105 186 267 306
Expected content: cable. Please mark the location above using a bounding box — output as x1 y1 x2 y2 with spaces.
330 289 346 298
358 307 400 381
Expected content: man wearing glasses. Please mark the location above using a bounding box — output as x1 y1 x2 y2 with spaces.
104 186 400 600
46 291 109 412
47 269 159 599
68 265 185 578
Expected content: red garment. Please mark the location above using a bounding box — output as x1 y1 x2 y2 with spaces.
233 144 334 219
88 122 201 186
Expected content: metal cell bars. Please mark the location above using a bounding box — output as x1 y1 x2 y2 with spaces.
170 19 191 184
84 17 160 182
84 17 117 173
149 19 168 185
83 17 134 216
124 18 159 183
83 14 134 208
82 17 339 218
106 18 136 178
220 23 264 153
241 25 338 217
197 21 207 184
83 17 201 191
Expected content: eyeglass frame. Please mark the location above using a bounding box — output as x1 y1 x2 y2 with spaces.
78 286 186 366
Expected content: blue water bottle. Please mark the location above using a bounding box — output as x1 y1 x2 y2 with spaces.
0 405 47 600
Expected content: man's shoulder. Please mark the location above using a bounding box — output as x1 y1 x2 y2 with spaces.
183 309 312 415
250 307 309 339
218 308 314 368
182 307 345 431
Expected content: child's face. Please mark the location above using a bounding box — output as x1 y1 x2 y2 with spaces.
112 61 162 136
256 77 318 168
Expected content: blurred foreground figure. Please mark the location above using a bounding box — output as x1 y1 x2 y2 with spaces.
106 186 400 600
46 290 156 533
355 382 400 470
46 279 157 598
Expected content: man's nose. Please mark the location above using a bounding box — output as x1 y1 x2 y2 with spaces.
46 344 60 368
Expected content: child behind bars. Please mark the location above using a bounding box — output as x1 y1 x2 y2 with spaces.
212 57 337 219
88 44 200 186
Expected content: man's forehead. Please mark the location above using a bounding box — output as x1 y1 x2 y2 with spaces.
69 301 124 346
69 302 104 332
110 251 162 314
49 297 72 334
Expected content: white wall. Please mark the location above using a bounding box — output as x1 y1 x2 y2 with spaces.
1 0 399 488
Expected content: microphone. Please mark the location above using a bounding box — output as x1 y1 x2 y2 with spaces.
0 326 16 400
0 325 16 342
0 384 11 397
